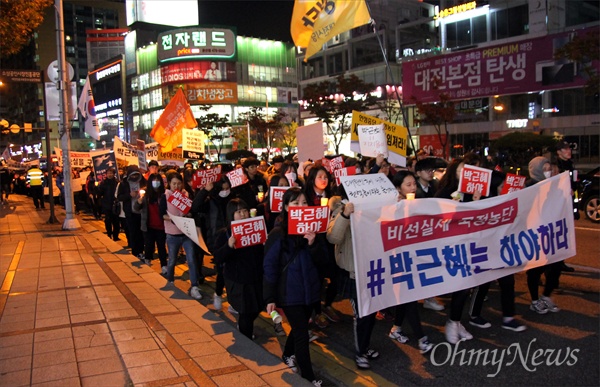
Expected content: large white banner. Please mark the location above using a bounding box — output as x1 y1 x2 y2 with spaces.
350 173 576 317
113 137 159 165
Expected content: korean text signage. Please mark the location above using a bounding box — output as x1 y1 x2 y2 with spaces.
1 69 42 83
167 190 192 215
269 186 290 213
458 165 492 197
192 166 222 189
231 217 267 248
184 82 238 105
288 206 330 234
226 168 249 188
351 173 576 317
158 27 236 63
402 27 599 103
350 111 408 166
501 173 527 195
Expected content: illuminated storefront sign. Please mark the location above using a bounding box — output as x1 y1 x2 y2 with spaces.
95 62 121 81
434 1 477 20
506 119 528 129
183 82 238 105
158 27 236 63
160 61 237 84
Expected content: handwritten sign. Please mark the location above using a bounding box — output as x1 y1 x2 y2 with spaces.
113 137 159 165
192 166 222 189
168 212 210 255
459 165 492 197
231 216 267 248
182 129 206 159
350 110 408 166
288 206 330 235
358 124 388 158
270 186 290 213
226 168 248 188
339 174 398 205
167 190 193 215
334 166 357 186
501 173 527 195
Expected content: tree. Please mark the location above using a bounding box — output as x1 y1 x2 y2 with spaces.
412 78 456 160
491 132 556 169
302 74 377 154
196 105 230 161
276 120 298 155
237 107 282 161
0 0 53 57
554 30 600 96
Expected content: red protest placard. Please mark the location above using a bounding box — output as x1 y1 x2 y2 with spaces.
501 173 527 195
231 216 267 248
288 206 330 235
269 186 290 213
458 165 492 197
226 168 249 188
330 156 345 171
334 166 357 186
167 190 193 215
192 165 222 189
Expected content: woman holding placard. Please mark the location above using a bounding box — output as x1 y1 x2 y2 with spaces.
263 187 327 385
213 198 264 339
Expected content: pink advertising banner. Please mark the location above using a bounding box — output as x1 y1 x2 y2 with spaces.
402 27 599 103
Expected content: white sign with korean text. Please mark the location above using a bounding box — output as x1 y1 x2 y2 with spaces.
357 124 388 158
168 212 210 255
339 174 398 206
350 173 576 317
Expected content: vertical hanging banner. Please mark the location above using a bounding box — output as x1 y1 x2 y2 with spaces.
150 88 197 152
291 0 371 61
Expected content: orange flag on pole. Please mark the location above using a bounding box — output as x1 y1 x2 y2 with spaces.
291 0 371 61
150 88 197 152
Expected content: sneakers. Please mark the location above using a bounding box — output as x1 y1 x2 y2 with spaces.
502 318 527 332
274 322 286 336
530 300 549 314
418 336 434 354
540 296 560 312
469 316 492 328
308 330 319 343
228 304 239 315
364 349 380 359
282 354 297 373
189 286 202 300
322 306 341 322
312 380 322 387
213 293 222 310
423 297 444 311
355 354 371 369
389 327 409 343
314 313 329 329
445 320 472 344
161 266 168 276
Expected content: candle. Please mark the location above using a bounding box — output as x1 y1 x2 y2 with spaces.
257 192 264 202
406 193 415 200
94 181 99 186
320 197 329 206
139 189 145 196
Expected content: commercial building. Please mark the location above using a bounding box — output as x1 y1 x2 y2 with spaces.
298 0 599 165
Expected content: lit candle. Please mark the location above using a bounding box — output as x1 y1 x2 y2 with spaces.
257 192 264 202
139 189 145 196
406 193 415 200
320 197 329 206
94 181 99 186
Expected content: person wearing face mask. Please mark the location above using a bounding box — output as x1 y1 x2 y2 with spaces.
191 177 233 310
134 173 168 273
117 165 147 260
525 156 563 314
212 198 264 339
280 160 302 188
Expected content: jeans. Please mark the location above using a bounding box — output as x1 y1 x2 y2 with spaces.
166 234 199 286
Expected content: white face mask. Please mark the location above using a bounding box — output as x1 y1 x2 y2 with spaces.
152 181 161 189
285 172 297 184
219 189 230 198
543 171 552 179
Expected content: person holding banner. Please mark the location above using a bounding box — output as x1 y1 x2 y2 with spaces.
212 198 264 339
134 173 168 274
525 156 562 315
263 187 327 385
435 154 482 344
304 166 341 328
235 158 267 209
257 174 290 233
160 171 203 300
387 171 435 353
327 188 381 370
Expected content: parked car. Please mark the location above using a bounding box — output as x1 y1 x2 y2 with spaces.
578 167 600 223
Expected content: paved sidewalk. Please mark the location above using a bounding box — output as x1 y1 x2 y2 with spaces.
0 195 309 387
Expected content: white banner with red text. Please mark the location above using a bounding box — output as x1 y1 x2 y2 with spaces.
350 172 576 318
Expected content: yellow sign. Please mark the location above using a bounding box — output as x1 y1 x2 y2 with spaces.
434 1 477 20
158 147 184 161
350 111 408 157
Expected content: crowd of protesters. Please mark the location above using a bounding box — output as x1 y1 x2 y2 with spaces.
0 142 578 386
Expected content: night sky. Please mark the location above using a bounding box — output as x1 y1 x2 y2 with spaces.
197 0 295 43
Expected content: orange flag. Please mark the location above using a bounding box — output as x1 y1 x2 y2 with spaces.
291 0 371 61
150 88 197 152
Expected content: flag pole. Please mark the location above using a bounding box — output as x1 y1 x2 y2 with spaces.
364 1 418 157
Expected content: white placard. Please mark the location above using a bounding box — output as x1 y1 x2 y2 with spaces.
357 124 388 158
168 212 211 255
339 173 398 206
